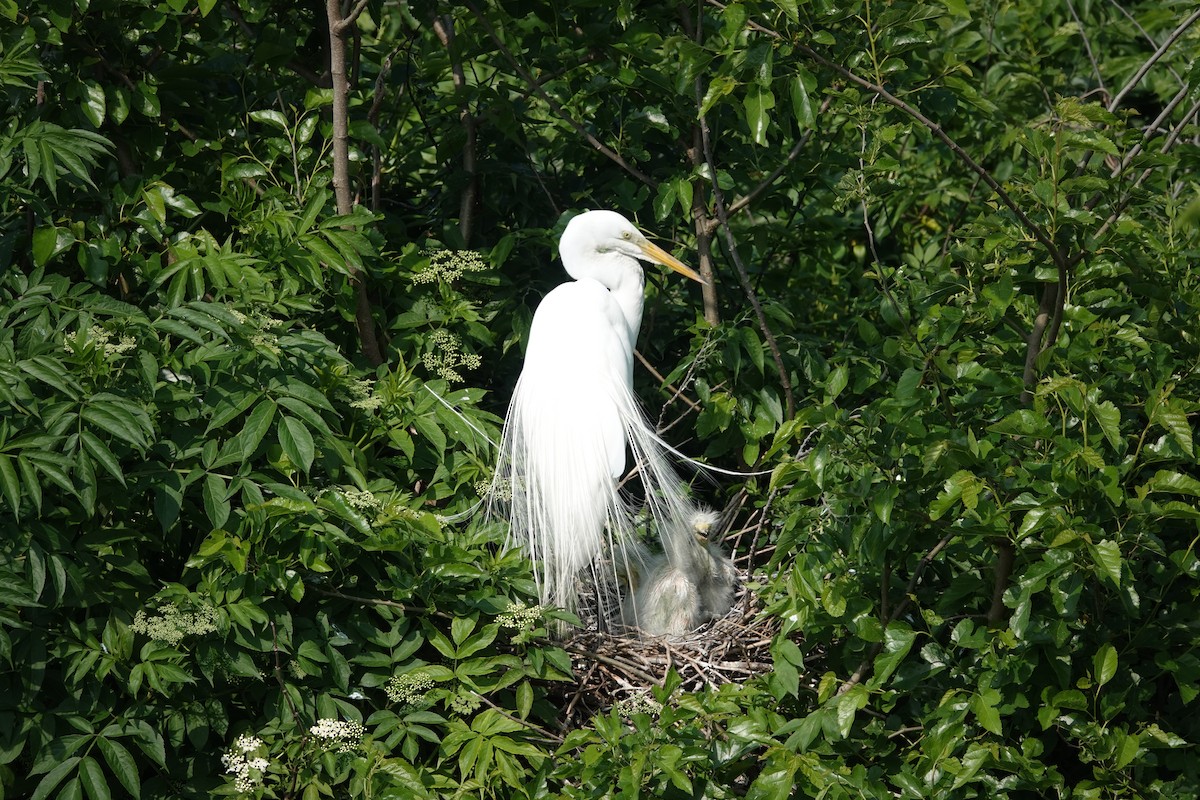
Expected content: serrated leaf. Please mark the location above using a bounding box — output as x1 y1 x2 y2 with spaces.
1091 539 1122 586
1140 470 1200 498
78 755 110 800
80 431 126 486
0 455 21 517
95 738 139 796
1090 399 1122 452
278 416 315 472
31 756 81 800
1153 403 1194 457
970 689 1002 735
1093 642 1117 687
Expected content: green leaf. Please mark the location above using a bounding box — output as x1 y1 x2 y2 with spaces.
81 80 106 127
1139 470 1200 498
32 227 75 266
1091 539 1122 586
1090 400 1122 452
93 738 138 800
825 364 848 402
203 473 231 529
234 399 277 459
1153 402 1194 457
790 68 817 129
279 416 315 472
743 85 775 146
700 76 736 117
31 756 80 800
1093 642 1117 687
78 756 110 800
80 431 126 486
81 402 148 450
970 688 1003 735
0 455 21 517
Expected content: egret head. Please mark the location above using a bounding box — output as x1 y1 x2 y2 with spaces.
560 210 705 286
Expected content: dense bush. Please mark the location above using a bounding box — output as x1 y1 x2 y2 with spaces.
2 0 1199 797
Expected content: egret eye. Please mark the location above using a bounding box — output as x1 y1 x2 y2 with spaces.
622 231 632 240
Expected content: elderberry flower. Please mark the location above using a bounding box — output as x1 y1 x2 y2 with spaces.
385 672 435 706
309 719 365 753
413 248 488 285
339 489 381 513
221 734 270 793
131 604 218 647
348 378 384 411
612 691 662 718
497 601 544 645
421 329 482 383
450 691 481 715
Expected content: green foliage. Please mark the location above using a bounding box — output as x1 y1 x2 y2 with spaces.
2 0 1200 797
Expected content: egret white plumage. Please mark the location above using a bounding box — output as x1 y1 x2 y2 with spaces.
488 210 736 634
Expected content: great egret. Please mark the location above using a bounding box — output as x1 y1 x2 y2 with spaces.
489 210 736 634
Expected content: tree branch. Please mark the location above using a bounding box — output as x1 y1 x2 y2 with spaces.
1106 7 1200 113
433 12 480 245
462 0 655 187
837 531 956 695
697 87 796 419
326 0 385 365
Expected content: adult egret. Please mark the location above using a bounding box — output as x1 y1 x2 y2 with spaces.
489 210 736 634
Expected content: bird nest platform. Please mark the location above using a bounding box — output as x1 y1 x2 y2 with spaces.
551 563 780 728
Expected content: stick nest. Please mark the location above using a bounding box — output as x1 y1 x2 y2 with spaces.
551 561 779 728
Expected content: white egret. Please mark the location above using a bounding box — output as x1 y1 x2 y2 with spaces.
489 210 736 634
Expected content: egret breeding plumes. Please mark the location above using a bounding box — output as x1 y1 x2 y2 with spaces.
488 210 736 635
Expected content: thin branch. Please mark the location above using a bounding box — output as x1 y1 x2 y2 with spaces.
634 348 701 413
697 88 796 419
469 691 565 744
433 12 480 245
334 0 372 33
1106 7 1200 113
326 0 385 365
1087 93 1200 246
986 542 1016 626
1066 0 1108 103
716 95 832 227
837 531 956 695
462 0 655 187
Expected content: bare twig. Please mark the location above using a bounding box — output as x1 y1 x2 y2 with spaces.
634 349 701 413
680 5 722 324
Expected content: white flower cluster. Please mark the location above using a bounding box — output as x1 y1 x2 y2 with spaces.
309 718 364 753
497 601 544 644
422 329 482 383
347 379 384 411
450 691 481 715
131 603 218 646
65 324 137 359
385 672 435 706
413 248 488 285
612 691 663 718
339 489 381 513
222 734 269 792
